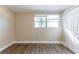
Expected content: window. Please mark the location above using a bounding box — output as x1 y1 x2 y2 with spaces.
34 15 59 28
47 15 59 28
34 16 46 28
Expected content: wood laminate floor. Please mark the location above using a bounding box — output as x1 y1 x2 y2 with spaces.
0 44 74 54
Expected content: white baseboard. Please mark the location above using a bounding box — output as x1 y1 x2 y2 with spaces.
15 41 62 44
61 42 67 47
0 41 15 52
0 41 63 52
61 41 79 54
66 45 79 54
0 41 76 53
68 47 79 54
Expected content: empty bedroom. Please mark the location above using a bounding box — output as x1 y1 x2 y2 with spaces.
0 5 79 54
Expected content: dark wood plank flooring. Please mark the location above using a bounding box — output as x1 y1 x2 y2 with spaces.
0 44 74 54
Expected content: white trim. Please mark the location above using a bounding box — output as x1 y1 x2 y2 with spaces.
61 42 77 54
67 45 79 54
15 41 62 44
16 41 79 53
61 41 77 54
0 41 15 52
0 41 76 53
0 41 63 52
61 42 67 47
63 42 79 54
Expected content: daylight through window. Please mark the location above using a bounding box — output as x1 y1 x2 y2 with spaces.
34 15 59 28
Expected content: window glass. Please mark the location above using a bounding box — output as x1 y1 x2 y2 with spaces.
47 21 59 28
34 16 46 21
34 15 59 28
34 21 46 28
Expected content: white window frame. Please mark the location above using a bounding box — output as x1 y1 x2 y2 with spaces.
34 15 60 28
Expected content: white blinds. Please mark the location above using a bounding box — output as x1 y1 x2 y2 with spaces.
63 6 79 35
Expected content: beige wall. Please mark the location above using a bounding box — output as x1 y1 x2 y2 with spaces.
62 6 79 53
15 13 62 41
0 6 15 48
0 6 62 50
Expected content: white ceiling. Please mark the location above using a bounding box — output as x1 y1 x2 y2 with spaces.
6 5 73 13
